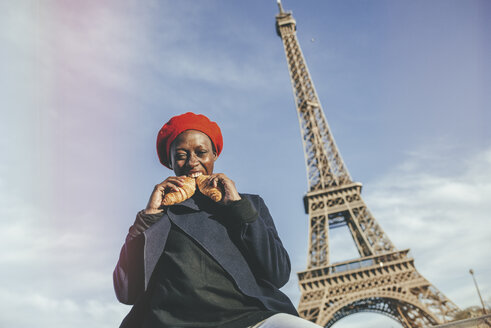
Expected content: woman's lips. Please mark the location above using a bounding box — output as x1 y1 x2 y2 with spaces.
188 172 203 178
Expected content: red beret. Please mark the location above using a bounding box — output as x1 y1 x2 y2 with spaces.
156 112 223 169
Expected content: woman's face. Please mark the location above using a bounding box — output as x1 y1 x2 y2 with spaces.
169 130 217 177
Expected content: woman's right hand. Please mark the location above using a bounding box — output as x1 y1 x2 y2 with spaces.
144 176 187 214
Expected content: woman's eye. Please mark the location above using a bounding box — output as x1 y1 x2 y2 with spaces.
176 154 187 160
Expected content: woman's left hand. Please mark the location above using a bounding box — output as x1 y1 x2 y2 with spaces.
208 173 241 204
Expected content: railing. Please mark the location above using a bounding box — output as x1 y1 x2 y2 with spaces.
298 249 411 280
331 258 375 274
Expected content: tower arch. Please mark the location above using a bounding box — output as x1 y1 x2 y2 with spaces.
321 294 439 328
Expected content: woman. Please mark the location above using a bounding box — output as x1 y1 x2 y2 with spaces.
114 112 321 328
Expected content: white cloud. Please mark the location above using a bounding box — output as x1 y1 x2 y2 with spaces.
363 146 491 309
0 287 126 327
0 183 128 328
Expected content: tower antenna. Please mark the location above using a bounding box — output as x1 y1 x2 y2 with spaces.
277 0 285 14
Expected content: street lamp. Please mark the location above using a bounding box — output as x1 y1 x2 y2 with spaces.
469 269 487 315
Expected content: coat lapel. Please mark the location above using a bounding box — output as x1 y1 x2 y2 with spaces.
166 200 258 295
141 197 200 289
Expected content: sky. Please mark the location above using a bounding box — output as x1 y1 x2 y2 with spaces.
1 0 490 327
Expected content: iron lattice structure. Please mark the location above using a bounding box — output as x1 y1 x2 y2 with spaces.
275 2 459 327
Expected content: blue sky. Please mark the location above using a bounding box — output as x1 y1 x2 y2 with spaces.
1 1 490 327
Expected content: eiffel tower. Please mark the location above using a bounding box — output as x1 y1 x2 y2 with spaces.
275 2 460 327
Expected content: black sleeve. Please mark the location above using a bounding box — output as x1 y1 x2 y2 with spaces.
220 198 259 224
127 210 165 241
114 210 164 304
231 195 292 288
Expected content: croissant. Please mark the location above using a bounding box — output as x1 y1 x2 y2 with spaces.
196 175 223 202
162 176 196 206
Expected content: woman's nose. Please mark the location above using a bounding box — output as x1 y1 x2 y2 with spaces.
187 153 199 167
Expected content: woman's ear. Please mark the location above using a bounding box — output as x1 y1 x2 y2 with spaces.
211 143 218 162
209 146 218 163
168 142 175 169
167 152 174 169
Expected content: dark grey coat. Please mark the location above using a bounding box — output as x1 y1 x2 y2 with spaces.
113 194 297 327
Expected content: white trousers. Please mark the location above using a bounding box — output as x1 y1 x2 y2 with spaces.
249 313 323 328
